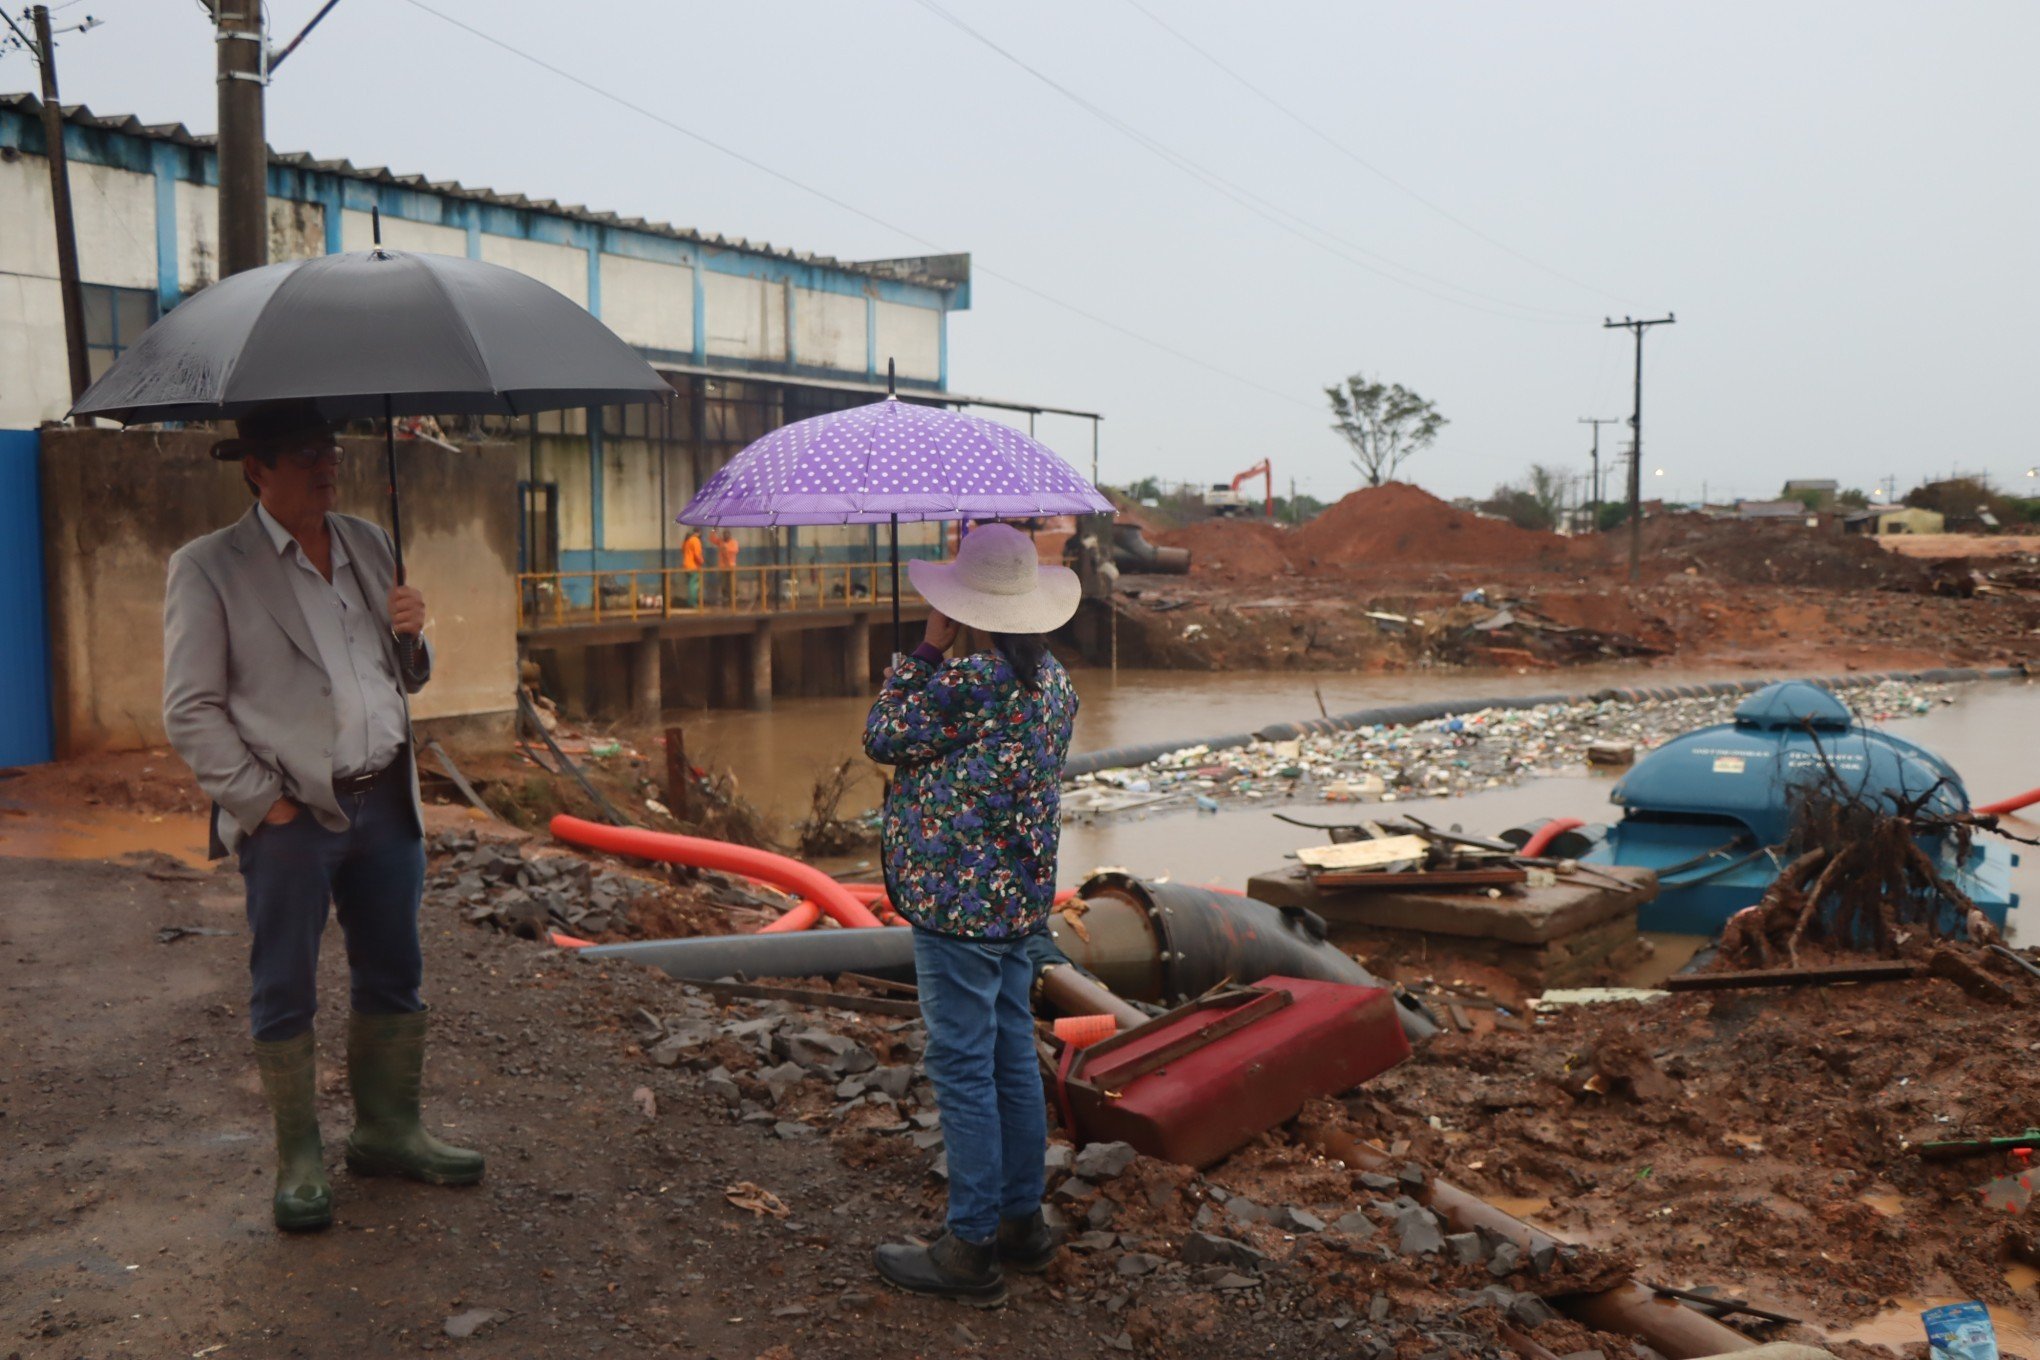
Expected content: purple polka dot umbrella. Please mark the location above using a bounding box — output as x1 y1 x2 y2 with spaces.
676 395 1114 527
676 375 1114 653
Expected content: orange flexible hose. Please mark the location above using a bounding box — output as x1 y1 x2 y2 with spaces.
549 815 883 930
1977 787 2040 818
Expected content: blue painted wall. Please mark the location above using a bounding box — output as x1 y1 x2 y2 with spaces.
0 430 54 766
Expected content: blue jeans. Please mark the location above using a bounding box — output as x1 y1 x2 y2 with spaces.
237 765 426 1042
912 927 1048 1244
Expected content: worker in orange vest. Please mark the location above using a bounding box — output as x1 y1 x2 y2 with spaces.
680 528 704 608
715 530 740 608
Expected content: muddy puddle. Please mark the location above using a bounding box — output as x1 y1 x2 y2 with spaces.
0 804 210 866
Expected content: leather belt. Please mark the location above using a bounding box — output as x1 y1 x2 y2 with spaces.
332 746 405 799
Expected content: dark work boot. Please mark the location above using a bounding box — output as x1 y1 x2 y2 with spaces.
874 1231 1008 1307
343 1009 485 1186
996 1209 1063 1273
251 1031 332 1232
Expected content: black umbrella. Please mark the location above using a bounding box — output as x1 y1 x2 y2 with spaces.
71 214 670 589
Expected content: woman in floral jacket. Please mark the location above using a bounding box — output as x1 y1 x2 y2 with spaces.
863 523 1081 1307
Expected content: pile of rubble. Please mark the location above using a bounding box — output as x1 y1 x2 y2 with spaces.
628 986 1667 1358
427 830 670 939
1069 678 1952 814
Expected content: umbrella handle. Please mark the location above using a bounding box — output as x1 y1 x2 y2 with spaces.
384 397 421 677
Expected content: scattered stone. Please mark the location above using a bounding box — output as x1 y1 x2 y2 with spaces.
1508 1293 1559 1328
929 1151 948 1181
443 1308 508 1339
1224 1196 1270 1225
1116 1253 1162 1277
1358 1172 1397 1192
834 1077 868 1099
1084 1198 1118 1230
1192 1204 1220 1230
1529 1241 1558 1276
1071 1231 1119 1252
1368 1292 1391 1323
1395 1206 1445 1257
1043 1143 1073 1173
1276 1206 1326 1234
1396 1163 1427 1193
1331 1211 1377 1240
1446 1232 1485 1267
771 1305 808 1319
1180 1232 1268 1273
910 1129 944 1151
1208 1271 1260 1291
867 1066 915 1100
757 1061 809 1103
781 1028 856 1067
702 1068 741 1109
772 1121 816 1140
1108 1333 1135 1352
1487 1241 1523 1277
646 1020 716 1067
1072 1141 1138 1181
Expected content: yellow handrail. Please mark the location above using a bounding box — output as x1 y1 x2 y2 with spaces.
515 559 924 629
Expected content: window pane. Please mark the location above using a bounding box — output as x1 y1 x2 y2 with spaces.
82 286 114 346
116 290 157 345
88 347 116 382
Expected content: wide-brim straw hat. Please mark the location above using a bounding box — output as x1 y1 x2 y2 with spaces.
907 523 1081 636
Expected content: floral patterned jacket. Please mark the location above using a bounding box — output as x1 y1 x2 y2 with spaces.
862 647 1078 940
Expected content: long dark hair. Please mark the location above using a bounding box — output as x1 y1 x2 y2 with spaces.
990 631 1051 690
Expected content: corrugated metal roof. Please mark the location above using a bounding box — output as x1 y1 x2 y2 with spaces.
0 93 961 292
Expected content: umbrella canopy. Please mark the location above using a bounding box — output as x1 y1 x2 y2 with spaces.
70 248 669 423
675 395 1114 527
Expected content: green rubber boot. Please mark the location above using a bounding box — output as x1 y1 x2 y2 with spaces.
343 1009 484 1186
251 1031 333 1232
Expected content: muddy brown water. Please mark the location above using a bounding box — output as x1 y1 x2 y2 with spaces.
678 668 2039 960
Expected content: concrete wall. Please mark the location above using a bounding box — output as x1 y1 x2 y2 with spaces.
795 287 868 373
601 254 694 352
339 207 465 256
38 427 520 757
480 234 588 308
703 273 786 361
874 299 940 381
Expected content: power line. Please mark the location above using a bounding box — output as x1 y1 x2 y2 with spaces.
1118 0 1632 308
397 0 1316 412
910 0 1595 325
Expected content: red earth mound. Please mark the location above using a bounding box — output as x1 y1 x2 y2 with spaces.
1153 517 1293 578
1293 481 1579 569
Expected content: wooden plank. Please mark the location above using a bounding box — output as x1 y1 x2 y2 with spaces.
691 978 922 1019
1663 961 1922 992
1297 835 1430 872
1310 867 1529 891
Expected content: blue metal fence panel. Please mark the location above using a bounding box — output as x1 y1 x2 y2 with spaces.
0 429 54 766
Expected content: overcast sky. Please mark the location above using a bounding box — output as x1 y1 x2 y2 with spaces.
14 0 2038 504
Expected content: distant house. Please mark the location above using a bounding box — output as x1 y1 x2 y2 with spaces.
1782 479 1839 511
1738 499 1820 524
1843 506 1946 536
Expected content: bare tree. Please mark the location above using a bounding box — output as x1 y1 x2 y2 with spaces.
1528 463 1565 526
1325 373 1447 486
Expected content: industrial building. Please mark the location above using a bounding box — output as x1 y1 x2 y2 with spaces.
0 94 1099 764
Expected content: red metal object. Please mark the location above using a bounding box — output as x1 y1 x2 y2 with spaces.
1054 976 1410 1168
1230 458 1274 518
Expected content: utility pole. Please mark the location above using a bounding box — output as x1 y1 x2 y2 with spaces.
1604 314 1676 581
214 0 268 277
20 6 91 404
1578 416 1620 528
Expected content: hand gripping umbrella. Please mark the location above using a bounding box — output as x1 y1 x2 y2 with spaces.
70 213 670 661
676 362 1115 657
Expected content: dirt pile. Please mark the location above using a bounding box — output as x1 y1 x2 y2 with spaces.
1152 518 1293 580
1294 483 1582 570
1641 514 1934 591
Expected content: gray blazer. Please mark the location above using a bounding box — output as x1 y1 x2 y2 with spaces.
163 506 431 856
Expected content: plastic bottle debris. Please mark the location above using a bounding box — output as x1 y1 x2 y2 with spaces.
1064 678 1954 820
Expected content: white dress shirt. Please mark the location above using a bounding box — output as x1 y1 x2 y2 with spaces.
256 504 409 779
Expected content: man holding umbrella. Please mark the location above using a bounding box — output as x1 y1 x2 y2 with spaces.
162 402 482 1232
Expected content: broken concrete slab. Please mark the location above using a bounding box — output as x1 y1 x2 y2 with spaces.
1180 1232 1268 1273
1073 1140 1139 1181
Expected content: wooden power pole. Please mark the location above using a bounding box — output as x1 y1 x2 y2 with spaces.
214 0 268 277
1603 315 1676 581
24 5 90 404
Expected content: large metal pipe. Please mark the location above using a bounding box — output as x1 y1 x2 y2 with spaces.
1035 963 1148 1030
581 926 918 983
1058 873 1439 1041
583 875 1434 1040
1300 1119 1752 1357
